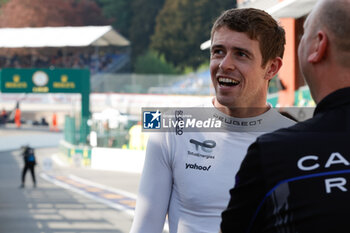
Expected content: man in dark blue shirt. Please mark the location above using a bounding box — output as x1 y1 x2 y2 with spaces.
21 145 37 188
220 0 350 232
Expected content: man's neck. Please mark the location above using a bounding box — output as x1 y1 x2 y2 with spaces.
313 60 350 103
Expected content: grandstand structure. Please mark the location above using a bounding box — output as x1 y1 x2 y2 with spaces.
0 26 132 144
0 26 131 74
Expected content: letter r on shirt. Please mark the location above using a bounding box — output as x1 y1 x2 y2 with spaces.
325 177 347 194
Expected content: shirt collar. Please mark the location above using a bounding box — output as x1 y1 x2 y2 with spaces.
314 87 350 116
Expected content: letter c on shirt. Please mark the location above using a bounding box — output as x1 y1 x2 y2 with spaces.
297 155 320 171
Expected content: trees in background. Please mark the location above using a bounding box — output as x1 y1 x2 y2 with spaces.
134 50 179 74
0 0 236 73
95 0 132 39
0 0 109 27
129 0 165 62
0 0 9 7
150 0 235 70
95 0 166 71
95 0 235 73
75 0 111 26
98 0 235 73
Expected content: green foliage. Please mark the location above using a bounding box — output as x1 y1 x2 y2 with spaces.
95 0 165 65
0 0 9 7
196 61 210 71
183 61 210 74
129 0 165 62
75 0 110 26
93 0 235 72
134 50 179 74
151 0 235 70
96 0 132 38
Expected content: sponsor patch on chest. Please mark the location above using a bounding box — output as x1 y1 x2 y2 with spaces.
185 163 211 171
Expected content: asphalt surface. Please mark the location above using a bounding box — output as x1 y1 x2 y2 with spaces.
0 126 143 233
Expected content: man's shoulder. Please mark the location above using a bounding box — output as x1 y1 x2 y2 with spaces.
258 108 296 132
273 111 296 127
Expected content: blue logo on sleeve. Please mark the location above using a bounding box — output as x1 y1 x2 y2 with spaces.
143 110 161 129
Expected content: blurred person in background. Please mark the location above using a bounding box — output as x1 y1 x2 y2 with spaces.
14 102 21 128
220 0 350 232
128 121 148 150
51 112 58 131
14 108 21 128
130 8 295 233
20 145 37 188
0 108 8 125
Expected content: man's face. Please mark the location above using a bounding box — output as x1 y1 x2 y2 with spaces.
210 26 271 109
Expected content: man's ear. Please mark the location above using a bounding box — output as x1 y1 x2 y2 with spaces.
264 57 282 80
308 30 328 63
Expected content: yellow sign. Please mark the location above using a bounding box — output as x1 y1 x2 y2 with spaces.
5 75 28 88
61 75 68 82
32 86 49 92
13 75 20 82
53 75 75 89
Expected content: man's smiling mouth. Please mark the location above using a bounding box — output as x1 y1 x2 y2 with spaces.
218 77 240 86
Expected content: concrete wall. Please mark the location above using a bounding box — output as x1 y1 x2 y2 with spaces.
60 140 145 174
91 147 145 174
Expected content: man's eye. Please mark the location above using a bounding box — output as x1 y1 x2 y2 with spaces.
212 49 223 55
237 51 247 57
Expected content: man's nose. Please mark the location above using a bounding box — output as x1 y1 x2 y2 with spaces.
219 53 235 71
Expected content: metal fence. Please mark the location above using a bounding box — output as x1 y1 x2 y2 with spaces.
91 72 282 96
91 73 213 95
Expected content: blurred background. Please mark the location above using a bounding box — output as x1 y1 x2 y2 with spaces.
0 0 317 153
0 0 238 152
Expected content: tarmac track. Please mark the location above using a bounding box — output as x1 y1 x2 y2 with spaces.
0 126 144 233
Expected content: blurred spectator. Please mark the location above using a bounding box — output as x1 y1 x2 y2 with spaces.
0 48 128 74
128 122 149 150
0 108 8 125
20 145 37 188
14 107 21 128
1 108 8 118
50 113 58 131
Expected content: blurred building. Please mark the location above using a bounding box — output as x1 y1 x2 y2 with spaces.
0 26 131 74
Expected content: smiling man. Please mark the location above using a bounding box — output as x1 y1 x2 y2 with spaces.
130 8 295 233
210 8 286 117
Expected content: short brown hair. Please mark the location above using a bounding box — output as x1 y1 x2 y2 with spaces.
211 8 285 67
